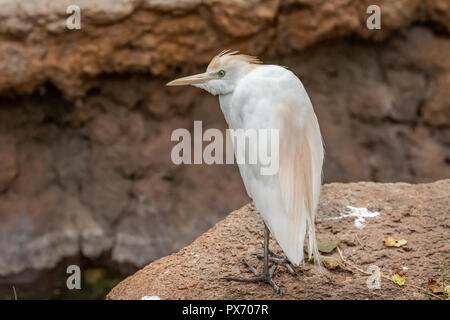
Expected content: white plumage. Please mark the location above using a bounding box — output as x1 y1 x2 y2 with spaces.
219 65 324 265
167 50 324 271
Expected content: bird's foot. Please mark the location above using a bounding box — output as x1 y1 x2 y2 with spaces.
255 247 297 276
222 259 283 295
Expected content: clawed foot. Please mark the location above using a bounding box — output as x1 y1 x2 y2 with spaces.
222 259 283 295
255 247 297 276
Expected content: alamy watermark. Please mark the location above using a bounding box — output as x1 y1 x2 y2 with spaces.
366 5 381 30
171 121 279 176
66 265 81 290
366 265 381 290
64 4 381 31
66 5 81 30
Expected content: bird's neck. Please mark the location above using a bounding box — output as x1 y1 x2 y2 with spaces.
218 93 234 126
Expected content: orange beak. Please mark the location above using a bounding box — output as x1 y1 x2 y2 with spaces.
166 72 216 86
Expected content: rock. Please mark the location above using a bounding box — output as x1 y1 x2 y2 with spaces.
423 73 450 127
107 180 450 300
385 70 427 122
0 137 17 192
0 0 448 97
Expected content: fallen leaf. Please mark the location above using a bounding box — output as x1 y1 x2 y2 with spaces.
444 286 449 297
383 236 407 247
317 240 340 253
320 255 342 270
428 279 444 294
392 272 405 286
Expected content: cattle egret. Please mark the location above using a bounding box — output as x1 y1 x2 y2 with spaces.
167 50 324 294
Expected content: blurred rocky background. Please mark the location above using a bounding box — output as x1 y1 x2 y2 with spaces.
0 0 449 298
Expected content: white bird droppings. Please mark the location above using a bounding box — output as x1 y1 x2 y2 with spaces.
325 205 380 229
141 296 160 300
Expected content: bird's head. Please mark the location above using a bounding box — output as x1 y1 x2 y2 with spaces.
166 50 262 96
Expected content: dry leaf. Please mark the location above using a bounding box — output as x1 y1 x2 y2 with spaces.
317 240 340 254
392 272 405 286
444 286 449 297
320 255 342 270
428 279 444 294
383 236 407 247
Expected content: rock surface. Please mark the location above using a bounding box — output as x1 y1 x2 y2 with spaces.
0 0 449 97
0 1 449 277
107 180 450 300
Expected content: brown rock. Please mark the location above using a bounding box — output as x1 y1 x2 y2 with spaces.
385 70 427 122
0 0 449 97
423 73 450 127
107 180 450 300
0 137 16 192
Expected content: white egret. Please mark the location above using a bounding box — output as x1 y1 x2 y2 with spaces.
167 50 324 294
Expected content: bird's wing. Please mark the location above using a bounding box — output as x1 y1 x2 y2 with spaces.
231 66 324 265
277 100 324 265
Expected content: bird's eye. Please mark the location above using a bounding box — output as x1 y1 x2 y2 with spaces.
218 70 226 78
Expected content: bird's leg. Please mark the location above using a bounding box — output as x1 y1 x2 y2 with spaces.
256 246 297 276
222 223 282 295
252 228 296 276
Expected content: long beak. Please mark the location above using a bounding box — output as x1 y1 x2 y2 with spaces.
166 72 216 86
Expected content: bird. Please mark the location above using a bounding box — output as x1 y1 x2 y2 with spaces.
167 49 324 294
